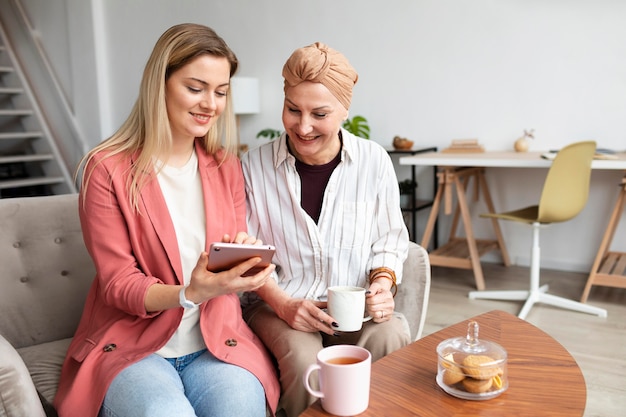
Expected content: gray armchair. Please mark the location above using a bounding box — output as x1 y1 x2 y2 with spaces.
395 241 431 341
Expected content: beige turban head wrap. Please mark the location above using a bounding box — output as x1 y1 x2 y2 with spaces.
282 42 358 110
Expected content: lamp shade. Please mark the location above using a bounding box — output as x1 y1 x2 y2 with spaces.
231 76 260 115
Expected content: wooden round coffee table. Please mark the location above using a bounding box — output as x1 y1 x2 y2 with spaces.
300 309 586 416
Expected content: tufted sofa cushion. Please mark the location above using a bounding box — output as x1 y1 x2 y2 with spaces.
0 194 95 349
17 338 72 406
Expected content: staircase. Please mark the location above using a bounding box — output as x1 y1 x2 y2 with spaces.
0 22 75 198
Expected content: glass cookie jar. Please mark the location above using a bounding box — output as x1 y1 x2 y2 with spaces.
436 320 508 400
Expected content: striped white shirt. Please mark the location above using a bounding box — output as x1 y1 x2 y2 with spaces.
241 129 409 302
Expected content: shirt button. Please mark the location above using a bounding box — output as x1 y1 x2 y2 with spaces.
103 343 117 352
225 338 238 347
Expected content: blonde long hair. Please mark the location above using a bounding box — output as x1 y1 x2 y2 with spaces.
77 23 239 211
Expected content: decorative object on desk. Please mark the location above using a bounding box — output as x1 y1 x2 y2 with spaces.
513 129 534 152
392 136 414 150
441 138 485 153
398 178 417 208
342 115 370 139
256 128 282 140
436 320 508 400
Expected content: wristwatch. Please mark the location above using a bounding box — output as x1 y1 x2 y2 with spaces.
179 286 200 309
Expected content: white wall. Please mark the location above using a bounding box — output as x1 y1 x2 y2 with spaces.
41 0 626 273
96 0 626 150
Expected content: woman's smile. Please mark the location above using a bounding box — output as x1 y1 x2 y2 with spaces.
191 112 212 125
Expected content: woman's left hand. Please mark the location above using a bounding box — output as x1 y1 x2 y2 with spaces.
365 281 395 323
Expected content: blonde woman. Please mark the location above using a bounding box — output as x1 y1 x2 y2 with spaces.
54 23 279 417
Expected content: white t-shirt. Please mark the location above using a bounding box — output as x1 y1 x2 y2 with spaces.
155 150 207 358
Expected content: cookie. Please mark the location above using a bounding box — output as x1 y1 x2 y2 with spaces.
441 353 465 385
462 355 501 380
462 376 493 393
443 368 465 385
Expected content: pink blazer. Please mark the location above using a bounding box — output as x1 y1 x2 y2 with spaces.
54 141 280 417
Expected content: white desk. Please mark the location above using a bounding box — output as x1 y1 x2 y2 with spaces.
399 151 626 170
400 151 626 297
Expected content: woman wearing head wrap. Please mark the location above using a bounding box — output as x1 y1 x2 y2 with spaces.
241 42 410 417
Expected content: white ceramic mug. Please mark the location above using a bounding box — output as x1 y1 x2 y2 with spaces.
327 286 372 332
303 345 371 416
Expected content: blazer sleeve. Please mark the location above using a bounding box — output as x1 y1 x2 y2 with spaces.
79 154 162 318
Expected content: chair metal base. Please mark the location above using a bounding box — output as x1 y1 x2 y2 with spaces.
469 284 608 320
468 222 608 320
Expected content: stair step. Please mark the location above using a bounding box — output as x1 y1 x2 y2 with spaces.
0 87 24 94
0 131 43 140
0 176 66 190
0 154 55 164
0 22 76 198
0 109 34 116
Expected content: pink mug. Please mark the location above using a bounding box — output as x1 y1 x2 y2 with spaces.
303 345 371 416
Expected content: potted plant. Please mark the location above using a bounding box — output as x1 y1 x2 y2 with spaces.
342 115 370 139
398 179 417 208
256 128 282 140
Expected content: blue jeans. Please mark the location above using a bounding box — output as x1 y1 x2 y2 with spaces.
99 349 266 417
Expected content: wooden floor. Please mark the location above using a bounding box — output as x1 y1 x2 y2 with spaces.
423 263 626 417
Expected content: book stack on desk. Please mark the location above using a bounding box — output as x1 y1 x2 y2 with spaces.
441 139 485 153
595 148 619 159
542 148 619 160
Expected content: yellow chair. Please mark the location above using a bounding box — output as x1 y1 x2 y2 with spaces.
469 141 607 320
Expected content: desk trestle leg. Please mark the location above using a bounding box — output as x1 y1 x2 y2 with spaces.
581 176 626 303
423 167 510 291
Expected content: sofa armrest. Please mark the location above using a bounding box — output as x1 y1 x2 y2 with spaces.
0 334 46 417
395 241 431 341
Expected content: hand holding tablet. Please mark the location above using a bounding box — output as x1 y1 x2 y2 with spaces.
207 242 276 277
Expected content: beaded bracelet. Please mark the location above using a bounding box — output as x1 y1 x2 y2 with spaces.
368 267 398 297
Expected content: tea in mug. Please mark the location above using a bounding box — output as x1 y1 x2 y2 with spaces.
326 356 363 365
304 345 371 415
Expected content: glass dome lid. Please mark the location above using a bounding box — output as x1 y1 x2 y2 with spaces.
436 320 508 400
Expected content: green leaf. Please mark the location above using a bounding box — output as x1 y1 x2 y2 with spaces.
256 128 282 140
342 115 370 139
